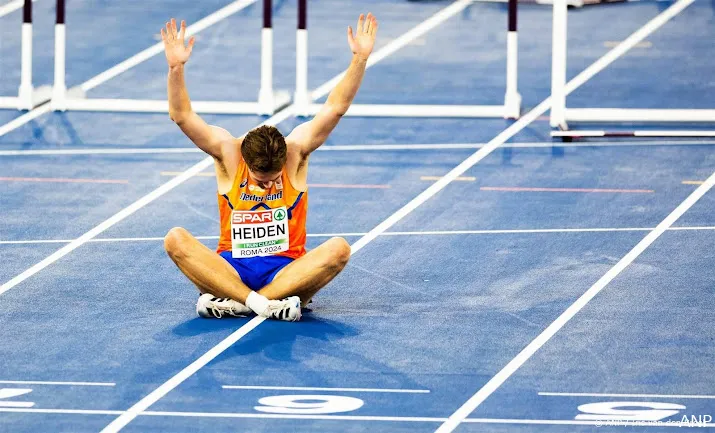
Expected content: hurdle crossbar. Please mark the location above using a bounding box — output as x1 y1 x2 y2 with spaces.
552 130 715 138
549 0 714 139
0 0 52 111
50 0 290 115
294 0 522 119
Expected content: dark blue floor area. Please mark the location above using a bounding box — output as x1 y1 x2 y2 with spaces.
0 244 60 283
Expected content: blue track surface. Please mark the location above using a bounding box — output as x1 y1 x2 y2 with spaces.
0 1 713 432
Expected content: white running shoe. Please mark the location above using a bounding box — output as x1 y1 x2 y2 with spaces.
196 293 252 319
262 296 302 322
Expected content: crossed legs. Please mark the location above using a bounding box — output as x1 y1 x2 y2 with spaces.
164 227 350 307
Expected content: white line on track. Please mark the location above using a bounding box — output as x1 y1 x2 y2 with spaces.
539 391 715 400
2 408 714 428
0 380 115 387
0 0 258 138
221 385 430 393
3 140 715 156
2 226 715 246
462 418 715 427
97 2 477 432
0 0 38 19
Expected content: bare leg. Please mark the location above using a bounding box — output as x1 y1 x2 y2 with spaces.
164 227 254 304
258 237 351 306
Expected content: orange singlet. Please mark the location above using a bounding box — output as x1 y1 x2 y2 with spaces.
216 159 307 260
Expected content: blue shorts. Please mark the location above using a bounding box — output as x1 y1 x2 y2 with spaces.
219 252 294 291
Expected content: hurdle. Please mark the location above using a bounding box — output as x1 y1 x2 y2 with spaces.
549 0 715 140
50 0 290 115
295 0 522 119
0 0 52 111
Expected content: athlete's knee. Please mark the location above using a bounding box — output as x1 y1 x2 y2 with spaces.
164 227 192 258
326 237 351 269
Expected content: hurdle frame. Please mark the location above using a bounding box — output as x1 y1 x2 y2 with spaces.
294 0 522 119
549 0 715 139
0 0 52 111
50 0 290 115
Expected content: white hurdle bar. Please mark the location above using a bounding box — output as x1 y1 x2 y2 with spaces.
50 0 290 115
295 0 522 119
0 0 51 111
552 130 715 138
549 0 715 139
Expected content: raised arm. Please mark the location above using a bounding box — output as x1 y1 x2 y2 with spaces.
162 19 230 160
288 13 378 155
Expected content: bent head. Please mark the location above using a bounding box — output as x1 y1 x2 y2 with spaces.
241 125 287 189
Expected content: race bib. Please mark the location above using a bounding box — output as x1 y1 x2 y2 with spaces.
231 207 289 258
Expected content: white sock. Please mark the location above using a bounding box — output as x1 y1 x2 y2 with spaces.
245 291 269 316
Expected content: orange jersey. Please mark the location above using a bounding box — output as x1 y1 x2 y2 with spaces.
216 159 307 259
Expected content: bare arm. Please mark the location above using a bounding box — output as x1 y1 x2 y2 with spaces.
288 13 378 155
162 19 229 159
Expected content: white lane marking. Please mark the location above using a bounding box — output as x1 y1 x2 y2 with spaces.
539 391 715 400
0 380 115 387
0 408 123 415
2 140 715 156
222 385 430 393
0 0 39 19
0 388 34 407
99 317 265 432
81 0 257 92
0 105 52 138
0 408 712 427
462 418 715 427
3 226 715 245
0 148 203 156
436 171 715 432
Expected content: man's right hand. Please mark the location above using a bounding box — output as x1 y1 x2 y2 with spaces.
161 18 195 68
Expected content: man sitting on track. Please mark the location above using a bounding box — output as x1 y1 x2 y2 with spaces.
161 14 378 322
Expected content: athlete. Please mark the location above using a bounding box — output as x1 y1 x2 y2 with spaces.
160 14 378 321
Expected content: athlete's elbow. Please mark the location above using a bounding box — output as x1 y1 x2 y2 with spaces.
329 103 350 117
169 109 189 125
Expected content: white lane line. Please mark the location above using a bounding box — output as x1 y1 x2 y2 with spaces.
143 411 444 422
0 0 257 138
1 407 714 427
99 317 266 432
0 0 39 19
222 385 430 393
0 105 52 138
81 0 257 92
310 0 474 100
0 380 115 387
0 148 203 156
462 418 715 427
97 3 476 432
3 226 715 246
0 408 123 415
3 139 715 156
433 2 702 430
436 172 715 432
539 392 715 400
1 407 713 427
